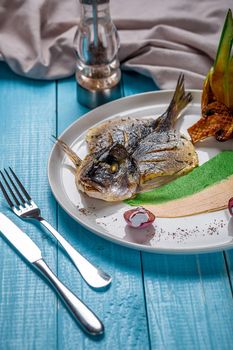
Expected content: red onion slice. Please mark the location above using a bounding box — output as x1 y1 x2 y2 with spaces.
228 197 233 216
124 207 155 228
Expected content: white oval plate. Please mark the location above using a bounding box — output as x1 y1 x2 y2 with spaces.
48 90 233 254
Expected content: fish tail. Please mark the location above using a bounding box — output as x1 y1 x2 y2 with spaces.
169 73 193 115
51 135 82 168
157 74 193 130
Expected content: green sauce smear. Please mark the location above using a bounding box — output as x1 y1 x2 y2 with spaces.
126 150 233 206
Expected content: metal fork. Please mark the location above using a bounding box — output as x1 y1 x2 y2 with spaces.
0 168 111 289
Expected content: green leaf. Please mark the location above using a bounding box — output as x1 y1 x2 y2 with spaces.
210 9 233 109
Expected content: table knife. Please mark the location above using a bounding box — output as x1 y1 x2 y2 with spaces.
0 213 104 336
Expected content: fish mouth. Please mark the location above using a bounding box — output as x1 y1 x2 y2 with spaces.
76 176 137 202
77 177 104 193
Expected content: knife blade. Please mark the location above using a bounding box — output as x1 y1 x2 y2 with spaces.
0 212 42 262
0 213 104 336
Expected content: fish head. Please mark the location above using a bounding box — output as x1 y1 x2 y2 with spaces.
76 144 139 201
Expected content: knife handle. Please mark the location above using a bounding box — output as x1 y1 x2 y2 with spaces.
33 258 104 336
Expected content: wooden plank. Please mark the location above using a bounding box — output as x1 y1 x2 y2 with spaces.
0 63 57 350
224 249 233 295
56 76 150 349
143 253 233 349
122 72 233 350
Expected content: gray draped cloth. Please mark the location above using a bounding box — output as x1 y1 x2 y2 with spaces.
0 0 231 89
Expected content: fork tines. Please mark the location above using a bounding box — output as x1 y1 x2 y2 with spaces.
0 168 31 209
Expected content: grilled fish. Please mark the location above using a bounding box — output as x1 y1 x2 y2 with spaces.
86 117 157 154
56 74 198 201
75 144 140 201
132 76 198 190
56 138 139 201
133 131 198 191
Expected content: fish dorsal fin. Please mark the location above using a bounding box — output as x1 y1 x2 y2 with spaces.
52 136 82 168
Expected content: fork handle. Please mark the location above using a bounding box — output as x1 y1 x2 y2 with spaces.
38 218 111 289
33 258 104 335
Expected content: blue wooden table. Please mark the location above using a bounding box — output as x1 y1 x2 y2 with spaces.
1 62 233 350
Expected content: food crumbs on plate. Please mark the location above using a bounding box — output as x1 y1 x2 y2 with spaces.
78 208 90 216
165 220 226 243
124 207 155 228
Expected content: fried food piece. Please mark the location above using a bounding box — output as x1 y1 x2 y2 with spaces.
188 9 233 143
188 93 233 143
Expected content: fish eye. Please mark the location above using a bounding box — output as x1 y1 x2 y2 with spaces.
110 144 128 161
110 162 119 173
